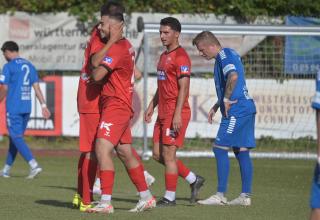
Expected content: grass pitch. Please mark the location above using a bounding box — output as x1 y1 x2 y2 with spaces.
0 154 314 220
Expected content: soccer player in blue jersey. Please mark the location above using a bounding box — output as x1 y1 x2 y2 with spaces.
310 69 320 220
0 41 51 179
192 31 256 206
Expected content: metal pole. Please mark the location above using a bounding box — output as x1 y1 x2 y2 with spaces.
142 33 150 160
144 23 320 36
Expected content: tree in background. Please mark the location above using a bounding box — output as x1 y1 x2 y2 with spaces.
0 0 319 22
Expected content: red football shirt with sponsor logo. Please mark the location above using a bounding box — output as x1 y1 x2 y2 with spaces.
157 46 191 119
77 27 104 113
99 38 135 113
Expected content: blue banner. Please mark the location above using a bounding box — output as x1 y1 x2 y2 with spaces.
285 16 320 74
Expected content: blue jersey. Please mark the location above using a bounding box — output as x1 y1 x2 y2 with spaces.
0 57 39 114
312 69 320 110
213 48 256 117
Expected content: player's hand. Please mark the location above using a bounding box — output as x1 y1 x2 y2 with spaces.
208 104 219 124
224 99 238 118
172 113 182 133
144 106 154 123
109 22 124 44
42 107 51 119
208 107 216 124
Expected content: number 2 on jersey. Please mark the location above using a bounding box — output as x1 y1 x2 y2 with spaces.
21 64 30 86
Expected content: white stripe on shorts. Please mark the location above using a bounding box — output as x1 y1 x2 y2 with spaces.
227 116 236 134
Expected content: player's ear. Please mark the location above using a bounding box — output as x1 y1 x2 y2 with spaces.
174 31 180 38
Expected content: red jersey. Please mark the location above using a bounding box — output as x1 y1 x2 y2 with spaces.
156 46 191 119
99 38 135 113
77 27 104 113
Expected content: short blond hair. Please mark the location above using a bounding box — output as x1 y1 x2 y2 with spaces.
192 31 220 46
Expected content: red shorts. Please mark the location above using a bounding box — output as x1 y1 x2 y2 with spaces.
153 112 191 148
96 101 132 146
79 113 100 152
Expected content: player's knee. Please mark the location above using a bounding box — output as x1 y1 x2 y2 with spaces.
233 147 249 154
161 152 175 164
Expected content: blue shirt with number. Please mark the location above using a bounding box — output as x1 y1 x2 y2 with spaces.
0 57 39 114
214 48 256 117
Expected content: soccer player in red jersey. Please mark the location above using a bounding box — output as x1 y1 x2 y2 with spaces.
86 11 156 214
73 1 154 212
144 17 205 206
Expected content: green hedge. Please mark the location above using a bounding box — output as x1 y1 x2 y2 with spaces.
0 0 319 22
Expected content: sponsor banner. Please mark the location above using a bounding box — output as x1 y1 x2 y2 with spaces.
0 76 62 136
285 16 320 74
61 76 316 139
0 12 266 72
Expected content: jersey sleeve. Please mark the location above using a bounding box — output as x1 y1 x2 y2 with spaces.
219 49 238 77
0 63 10 85
99 44 122 72
175 54 191 79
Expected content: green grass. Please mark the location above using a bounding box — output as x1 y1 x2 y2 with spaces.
0 155 314 220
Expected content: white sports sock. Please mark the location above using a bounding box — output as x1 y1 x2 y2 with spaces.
216 192 225 197
28 159 38 169
240 193 250 198
139 190 152 200
94 178 101 186
101 194 112 203
3 164 11 173
185 171 197 184
164 190 176 201
143 171 150 177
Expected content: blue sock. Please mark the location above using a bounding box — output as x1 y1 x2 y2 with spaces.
10 137 34 162
213 147 229 193
234 150 253 194
5 139 18 166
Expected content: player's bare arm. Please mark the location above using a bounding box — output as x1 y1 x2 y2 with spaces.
0 84 7 102
208 102 220 124
91 21 123 68
33 83 51 119
173 76 190 133
144 89 159 123
224 71 238 117
92 64 110 82
134 66 142 80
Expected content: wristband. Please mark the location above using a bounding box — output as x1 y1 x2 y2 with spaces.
41 103 47 108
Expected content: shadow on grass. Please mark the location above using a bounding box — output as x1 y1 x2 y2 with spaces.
176 197 190 202
112 197 137 204
35 197 137 209
42 185 76 191
35 200 74 209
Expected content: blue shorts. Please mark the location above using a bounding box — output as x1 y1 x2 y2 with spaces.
6 113 30 137
214 114 256 148
310 163 320 209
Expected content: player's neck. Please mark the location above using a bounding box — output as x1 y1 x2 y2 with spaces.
8 53 19 61
166 43 180 53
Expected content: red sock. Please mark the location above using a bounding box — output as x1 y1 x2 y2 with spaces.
77 154 85 196
100 170 115 195
128 165 148 192
82 157 97 205
177 159 190 179
165 173 178 191
131 146 145 171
